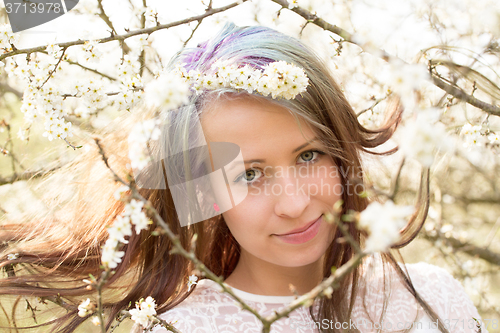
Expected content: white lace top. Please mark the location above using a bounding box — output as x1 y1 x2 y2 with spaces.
147 260 488 333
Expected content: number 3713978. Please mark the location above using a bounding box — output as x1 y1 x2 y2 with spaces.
447 318 498 331
5 2 62 14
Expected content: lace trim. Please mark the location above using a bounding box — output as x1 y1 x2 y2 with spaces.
199 279 299 304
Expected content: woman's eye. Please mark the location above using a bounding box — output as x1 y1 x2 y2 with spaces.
299 151 315 162
298 150 325 164
234 169 262 185
233 150 325 185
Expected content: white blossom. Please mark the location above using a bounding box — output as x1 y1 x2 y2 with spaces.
178 60 309 100
358 200 414 253
46 43 64 63
101 200 152 269
7 253 19 260
187 275 198 292
460 123 484 148
68 80 86 97
130 211 153 233
0 24 19 51
129 296 157 328
144 71 190 110
144 7 158 25
91 316 101 326
488 133 499 145
101 237 125 269
107 215 133 244
114 185 130 200
81 40 102 63
77 298 94 317
73 105 92 119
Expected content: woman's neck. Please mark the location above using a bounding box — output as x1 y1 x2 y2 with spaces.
223 250 324 296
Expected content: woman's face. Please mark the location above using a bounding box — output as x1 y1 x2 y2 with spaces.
201 95 342 268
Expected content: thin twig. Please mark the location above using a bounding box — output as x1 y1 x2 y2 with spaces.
356 95 389 117
63 57 118 82
182 20 203 48
263 252 366 330
96 270 110 333
97 0 118 36
38 48 67 90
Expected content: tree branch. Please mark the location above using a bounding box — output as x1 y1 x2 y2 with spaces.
0 166 63 186
269 0 500 117
431 74 500 116
0 82 23 99
421 229 500 266
0 1 248 62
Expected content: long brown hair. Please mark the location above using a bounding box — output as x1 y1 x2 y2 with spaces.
0 23 449 333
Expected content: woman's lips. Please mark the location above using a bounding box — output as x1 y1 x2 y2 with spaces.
273 215 323 244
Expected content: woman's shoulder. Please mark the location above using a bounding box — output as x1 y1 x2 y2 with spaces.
355 256 488 333
405 262 488 332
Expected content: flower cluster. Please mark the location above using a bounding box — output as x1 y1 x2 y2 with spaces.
101 198 153 269
46 43 64 63
129 296 157 328
357 200 414 253
81 40 102 63
0 24 19 52
4 46 116 142
19 83 74 142
460 123 482 148
459 123 498 149
77 298 95 317
144 69 190 110
113 54 144 111
3 52 102 142
175 60 309 100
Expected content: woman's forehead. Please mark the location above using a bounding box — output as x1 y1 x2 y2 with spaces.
200 95 315 145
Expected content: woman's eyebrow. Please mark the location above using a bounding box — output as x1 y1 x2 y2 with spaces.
239 137 320 164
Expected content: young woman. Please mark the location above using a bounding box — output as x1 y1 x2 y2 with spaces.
0 23 485 333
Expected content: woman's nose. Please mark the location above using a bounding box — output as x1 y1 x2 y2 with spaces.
273 171 311 219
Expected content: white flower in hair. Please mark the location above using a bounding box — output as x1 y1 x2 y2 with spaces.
187 275 198 292
177 60 309 100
